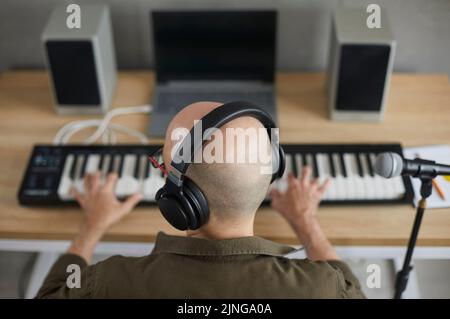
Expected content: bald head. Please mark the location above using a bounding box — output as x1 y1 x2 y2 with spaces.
163 101 272 224
163 101 222 167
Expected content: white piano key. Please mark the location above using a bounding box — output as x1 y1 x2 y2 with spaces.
316 153 331 180
392 176 406 197
342 153 356 198
331 153 347 200
73 154 86 194
316 153 334 199
122 154 136 175
57 154 75 200
383 176 405 199
343 153 365 199
112 154 122 174
359 153 377 199
116 154 140 197
85 154 100 174
143 159 165 201
142 159 152 200
295 154 303 179
305 153 314 178
100 154 111 180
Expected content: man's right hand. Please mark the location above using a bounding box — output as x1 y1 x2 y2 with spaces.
270 166 338 261
270 167 329 232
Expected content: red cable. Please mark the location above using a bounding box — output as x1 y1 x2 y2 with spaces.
148 156 168 176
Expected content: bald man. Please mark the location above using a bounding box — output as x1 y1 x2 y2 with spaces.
37 102 364 299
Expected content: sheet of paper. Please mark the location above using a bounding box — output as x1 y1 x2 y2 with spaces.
403 145 450 208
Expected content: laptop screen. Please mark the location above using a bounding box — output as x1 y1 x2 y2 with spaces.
152 11 276 83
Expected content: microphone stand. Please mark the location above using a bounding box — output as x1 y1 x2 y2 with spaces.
393 177 433 299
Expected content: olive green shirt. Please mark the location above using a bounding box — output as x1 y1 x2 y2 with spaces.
36 232 365 299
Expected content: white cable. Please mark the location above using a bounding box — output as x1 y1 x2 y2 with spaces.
60 121 149 145
108 128 117 144
108 123 148 144
102 127 111 144
53 105 152 145
83 105 152 144
53 119 91 144
53 119 99 144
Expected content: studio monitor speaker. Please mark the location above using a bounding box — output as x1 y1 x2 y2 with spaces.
42 4 117 114
327 6 396 121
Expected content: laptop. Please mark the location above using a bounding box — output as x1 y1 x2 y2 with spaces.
148 10 278 137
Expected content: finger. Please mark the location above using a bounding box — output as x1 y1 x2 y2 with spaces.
311 177 320 188
300 166 311 186
70 187 85 207
288 174 300 189
270 188 281 199
84 173 93 193
318 178 332 195
121 193 143 213
103 173 118 192
90 171 101 192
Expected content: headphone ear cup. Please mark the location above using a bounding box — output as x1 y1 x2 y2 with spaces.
156 186 190 231
176 188 199 230
183 177 210 228
277 146 286 179
270 142 279 183
270 143 286 183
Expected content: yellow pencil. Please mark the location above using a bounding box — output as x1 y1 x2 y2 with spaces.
432 179 446 200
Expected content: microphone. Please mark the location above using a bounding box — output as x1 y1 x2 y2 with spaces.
374 152 450 178
375 153 450 300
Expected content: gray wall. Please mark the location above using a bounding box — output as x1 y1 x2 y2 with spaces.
1 0 449 75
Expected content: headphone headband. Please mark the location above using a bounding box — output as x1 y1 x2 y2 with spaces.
157 100 285 230
170 101 277 176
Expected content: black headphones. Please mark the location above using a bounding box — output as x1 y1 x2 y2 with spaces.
155 101 285 230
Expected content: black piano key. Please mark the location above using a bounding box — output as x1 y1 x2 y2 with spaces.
145 157 151 178
339 153 347 177
302 153 307 167
117 155 125 177
69 154 78 180
107 154 115 173
366 153 375 176
134 155 142 179
328 154 336 177
312 154 319 178
355 153 364 177
98 154 105 172
79 155 88 177
292 153 298 177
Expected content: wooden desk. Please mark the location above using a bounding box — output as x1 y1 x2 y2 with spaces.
1 71 449 246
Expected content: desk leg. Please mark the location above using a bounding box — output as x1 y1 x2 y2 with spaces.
393 258 421 299
25 252 59 299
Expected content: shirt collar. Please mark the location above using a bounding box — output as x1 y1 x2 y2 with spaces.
153 232 297 257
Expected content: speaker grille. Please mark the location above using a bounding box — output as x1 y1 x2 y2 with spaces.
46 40 101 106
336 45 390 112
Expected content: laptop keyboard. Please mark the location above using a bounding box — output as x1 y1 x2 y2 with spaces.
157 91 274 113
